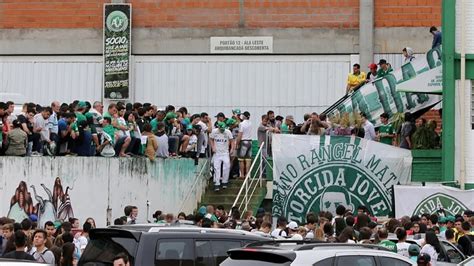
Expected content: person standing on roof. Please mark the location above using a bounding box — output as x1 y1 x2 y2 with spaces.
403 47 416 63
430 26 442 49
366 63 378 82
346 63 367 94
376 59 393 78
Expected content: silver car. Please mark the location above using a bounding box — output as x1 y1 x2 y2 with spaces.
222 241 417 266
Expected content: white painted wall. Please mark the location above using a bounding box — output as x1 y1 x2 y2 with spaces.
0 157 208 227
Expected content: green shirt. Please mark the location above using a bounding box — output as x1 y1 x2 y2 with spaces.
379 123 394 145
379 239 397 253
103 124 116 143
377 67 393 78
281 122 290 134
103 111 112 119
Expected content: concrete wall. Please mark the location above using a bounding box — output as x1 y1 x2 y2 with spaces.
0 157 209 227
0 27 434 55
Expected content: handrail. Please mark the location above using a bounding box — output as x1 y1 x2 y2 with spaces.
231 142 265 215
178 159 209 213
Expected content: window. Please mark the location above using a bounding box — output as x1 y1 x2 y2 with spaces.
441 241 464 263
337 256 376 266
313 257 334 266
195 241 214 266
211 240 242 265
155 239 194 266
378 257 411 266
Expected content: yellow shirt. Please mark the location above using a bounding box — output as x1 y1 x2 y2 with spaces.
347 71 367 87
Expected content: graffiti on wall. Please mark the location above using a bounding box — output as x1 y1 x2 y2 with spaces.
7 177 74 227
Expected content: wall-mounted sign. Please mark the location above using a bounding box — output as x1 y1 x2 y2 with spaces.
210 36 273 54
103 4 131 99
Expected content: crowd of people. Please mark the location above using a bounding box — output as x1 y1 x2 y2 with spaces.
0 216 95 264
2 202 471 265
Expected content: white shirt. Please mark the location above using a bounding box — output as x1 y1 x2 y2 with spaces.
363 120 376 140
47 111 59 134
34 114 50 142
74 235 88 252
197 121 209 153
270 228 287 238
238 119 253 140
210 128 233 155
396 242 411 257
420 244 438 265
186 135 198 152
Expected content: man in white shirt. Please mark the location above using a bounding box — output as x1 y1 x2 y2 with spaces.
271 216 288 238
361 113 376 141
236 111 253 179
197 112 212 157
33 107 52 155
209 121 235 191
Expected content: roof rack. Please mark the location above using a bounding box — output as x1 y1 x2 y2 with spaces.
246 239 326 247
295 243 391 251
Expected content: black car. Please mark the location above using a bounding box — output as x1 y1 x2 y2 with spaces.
78 226 268 266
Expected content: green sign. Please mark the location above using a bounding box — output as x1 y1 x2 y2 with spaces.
272 135 412 223
103 4 131 99
413 193 469 216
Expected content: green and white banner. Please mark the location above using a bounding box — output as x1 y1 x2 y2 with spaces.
272 135 412 223
324 47 443 126
103 3 131 99
395 185 474 217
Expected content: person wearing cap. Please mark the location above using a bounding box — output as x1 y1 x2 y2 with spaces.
287 222 302 240
376 59 392 78
5 119 27 156
214 112 226 128
346 63 367 94
232 109 242 123
236 111 253 179
366 63 378 82
209 121 235 191
183 124 198 157
408 244 420 262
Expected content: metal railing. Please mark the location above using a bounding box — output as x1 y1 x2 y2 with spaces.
231 142 267 215
178 159 210 213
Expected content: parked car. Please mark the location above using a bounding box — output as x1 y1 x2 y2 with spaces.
222 241 417 266
386 236 468 264
0 258 51 266
78 226 267 266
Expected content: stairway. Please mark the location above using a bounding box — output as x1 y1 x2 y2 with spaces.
199 178 267 214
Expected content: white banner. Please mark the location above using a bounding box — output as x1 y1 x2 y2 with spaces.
395 185 474 217
272 135 412 224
